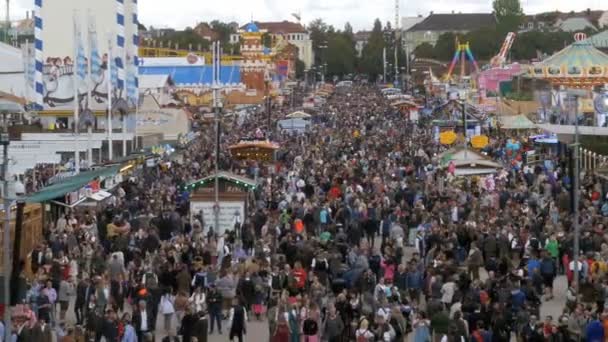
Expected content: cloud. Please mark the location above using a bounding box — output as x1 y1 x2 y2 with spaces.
8 0 603 31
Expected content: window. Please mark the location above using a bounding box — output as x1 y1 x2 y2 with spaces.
589 66 603 75
528 22 534 29
548 67 561 75
567 66 581 75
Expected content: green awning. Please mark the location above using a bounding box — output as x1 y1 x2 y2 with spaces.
23 166 121 203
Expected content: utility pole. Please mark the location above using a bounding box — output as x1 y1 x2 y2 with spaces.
212 41 222 235
394 0 400 86
1 111 11 342
383 47 387 82
572 92 581 296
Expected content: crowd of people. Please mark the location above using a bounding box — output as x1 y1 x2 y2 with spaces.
5 81 608 342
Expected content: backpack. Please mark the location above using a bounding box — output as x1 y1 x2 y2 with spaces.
357 330 370 342
540 259 555 276
144 272 158 289
303 318 318 335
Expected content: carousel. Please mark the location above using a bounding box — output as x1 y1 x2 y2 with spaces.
228 129 280 162
529 32 608 89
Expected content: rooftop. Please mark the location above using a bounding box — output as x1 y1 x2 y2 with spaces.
242 21 306 34
407 13 496 32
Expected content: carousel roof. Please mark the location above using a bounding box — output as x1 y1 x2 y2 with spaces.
228 139 280 150
529 33 608 86
535 39 608 71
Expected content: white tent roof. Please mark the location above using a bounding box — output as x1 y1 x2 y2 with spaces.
498 114 536 130
286 111 312 119
139 74 170 89
436 147 502 175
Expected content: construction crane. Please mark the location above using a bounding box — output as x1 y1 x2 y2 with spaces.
490 32 516 68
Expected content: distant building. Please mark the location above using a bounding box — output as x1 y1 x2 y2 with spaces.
404 12 496 49
193 23 218 41
354 31 371 57
401 16 425 32
555 17 597 32
586 30 608 53
232 20 314 69
599 11 608 29
520 9 605 32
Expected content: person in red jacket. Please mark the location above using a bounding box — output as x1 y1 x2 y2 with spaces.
292 261 307 291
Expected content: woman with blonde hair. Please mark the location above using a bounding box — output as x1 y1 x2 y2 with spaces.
355 318 375 342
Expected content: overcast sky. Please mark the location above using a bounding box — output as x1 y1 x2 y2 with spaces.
10 0 606 31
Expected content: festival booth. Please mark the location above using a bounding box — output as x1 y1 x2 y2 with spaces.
436 147 502 176
228 139 280 162
24 166 122 224
186 172 256 236
391 100 420 122
528 33 608 125
0 203 44 277
277 118 311 134
432 100 488 141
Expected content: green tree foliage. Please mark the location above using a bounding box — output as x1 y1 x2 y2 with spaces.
433 32 459 61
296 59 306 79
325 32 356 77
360 19 385 80
465 28 502 61
261 33 272 48
413 43 435 59
511 31 573 60
157 28 210 51
210 20 235 44
308 18 329 65
493 0 524 33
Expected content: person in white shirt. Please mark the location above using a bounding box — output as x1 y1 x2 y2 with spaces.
160 291 175 336
189 286 206 314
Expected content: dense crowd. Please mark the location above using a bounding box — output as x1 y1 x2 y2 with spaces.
5 82 608 342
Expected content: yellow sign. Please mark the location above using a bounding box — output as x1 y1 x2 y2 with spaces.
471 135 489 149
439 131 457 145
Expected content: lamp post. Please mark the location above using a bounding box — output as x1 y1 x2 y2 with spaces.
567 88 586 297
0 99 20 342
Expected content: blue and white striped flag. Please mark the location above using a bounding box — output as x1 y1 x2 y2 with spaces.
88 17 102 83
75 27 87 81
126 56 139 106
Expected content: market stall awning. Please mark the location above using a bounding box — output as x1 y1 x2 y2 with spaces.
184 171 256 191
436 147 502 176
285 111 312 119
498 114 536 129
23 166 121 203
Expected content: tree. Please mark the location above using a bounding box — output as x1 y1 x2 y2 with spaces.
466 27 502 61
295 59 306 79
158 29 211 51
493 0 524 33
433 32 459 61
261 33 272 48
325 32 356 77
210 20 236 44
360 19 385 80
308 18 329 65
414 43 435 58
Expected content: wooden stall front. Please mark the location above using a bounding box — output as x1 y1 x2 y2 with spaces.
0 203 44 275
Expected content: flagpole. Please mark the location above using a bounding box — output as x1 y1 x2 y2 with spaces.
73 12 80 174
107 35 113 161
86 11 93 168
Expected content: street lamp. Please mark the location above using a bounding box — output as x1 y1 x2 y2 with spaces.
0 98 21 342
567 88 587 298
